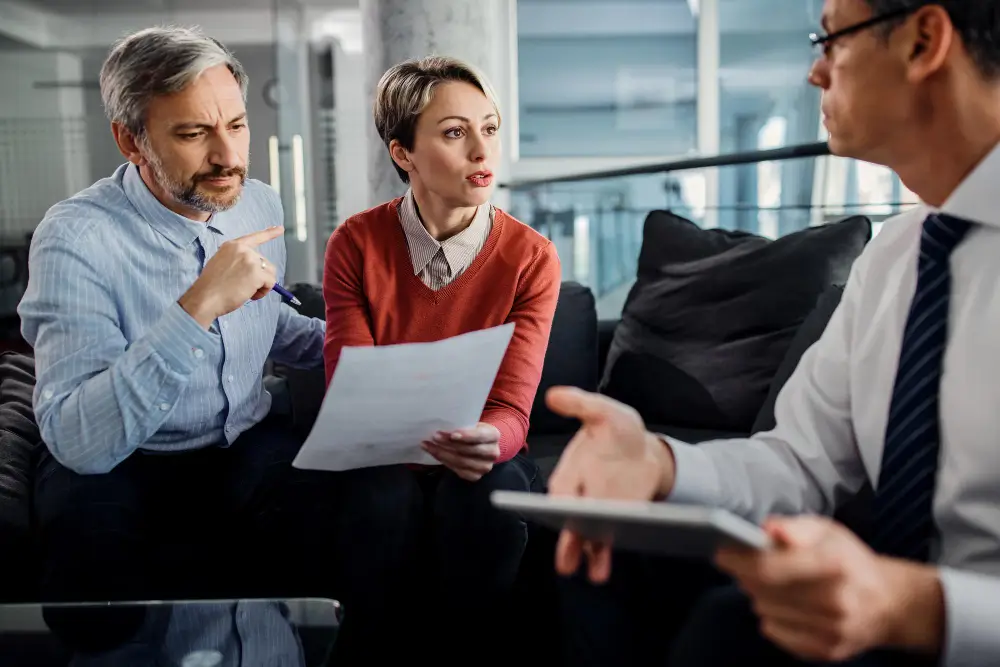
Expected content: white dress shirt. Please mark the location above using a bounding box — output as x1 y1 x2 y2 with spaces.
669 142 1000 667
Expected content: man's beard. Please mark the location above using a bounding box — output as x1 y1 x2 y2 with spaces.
145 145 249 214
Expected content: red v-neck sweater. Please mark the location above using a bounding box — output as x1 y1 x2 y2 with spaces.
322 198 561 463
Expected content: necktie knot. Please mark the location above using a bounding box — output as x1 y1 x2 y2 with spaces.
922 213 972 260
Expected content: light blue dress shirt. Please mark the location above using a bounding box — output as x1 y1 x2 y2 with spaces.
18 163 325 475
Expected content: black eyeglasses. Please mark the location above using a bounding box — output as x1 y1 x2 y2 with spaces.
809 2 935 55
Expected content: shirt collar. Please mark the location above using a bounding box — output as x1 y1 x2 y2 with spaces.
398 188 492 275
938 141 1000 228
122 164 226 247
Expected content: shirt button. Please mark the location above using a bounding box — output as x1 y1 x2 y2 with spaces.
228 375 235 383
159 403 170 412
42 388 53 400
220 322 227 330
192 348 204 359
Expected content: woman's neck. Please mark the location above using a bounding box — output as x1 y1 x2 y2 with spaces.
410 185 479 242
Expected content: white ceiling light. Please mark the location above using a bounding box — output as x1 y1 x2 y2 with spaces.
687 0 699 17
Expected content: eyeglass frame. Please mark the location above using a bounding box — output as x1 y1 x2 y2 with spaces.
808 2 940 55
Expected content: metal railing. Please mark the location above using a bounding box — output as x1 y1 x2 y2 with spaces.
501 142 832 189
501 143 916 317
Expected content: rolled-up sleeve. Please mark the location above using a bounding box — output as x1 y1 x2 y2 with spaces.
18 226 214 474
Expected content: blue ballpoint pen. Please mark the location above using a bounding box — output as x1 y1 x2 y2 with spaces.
272 283 302 306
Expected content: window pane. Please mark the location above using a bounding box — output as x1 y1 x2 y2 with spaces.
516 0 697 157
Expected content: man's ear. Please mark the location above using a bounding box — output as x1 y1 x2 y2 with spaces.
388 138 415 177
905 4 953 83
111 123 148 167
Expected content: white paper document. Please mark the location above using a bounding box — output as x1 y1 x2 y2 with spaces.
292 323 515 472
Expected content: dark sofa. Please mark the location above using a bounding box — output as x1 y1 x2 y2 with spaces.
523 287 753 481
0 209 873 667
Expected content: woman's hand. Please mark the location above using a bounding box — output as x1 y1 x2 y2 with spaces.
422 423 501 482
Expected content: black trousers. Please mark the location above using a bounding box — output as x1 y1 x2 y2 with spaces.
34 418 340 650
328 454 539 667
559 552 730 666
560 554 934 667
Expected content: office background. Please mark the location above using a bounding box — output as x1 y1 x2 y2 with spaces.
0 0 916 325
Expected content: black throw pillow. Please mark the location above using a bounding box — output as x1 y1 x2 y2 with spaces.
752 283 846 434
600 211 870 433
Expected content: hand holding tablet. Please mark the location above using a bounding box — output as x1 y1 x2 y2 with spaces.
531 387 771 580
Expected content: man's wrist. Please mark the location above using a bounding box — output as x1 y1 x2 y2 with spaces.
646 432 676 500
880 557 945 654
177 289 217 330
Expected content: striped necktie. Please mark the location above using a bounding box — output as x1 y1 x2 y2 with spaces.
869 213 972 562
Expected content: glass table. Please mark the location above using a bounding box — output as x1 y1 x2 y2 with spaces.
0 598 341 666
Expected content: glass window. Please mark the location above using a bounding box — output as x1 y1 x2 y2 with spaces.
715 0 824 235
756 116 787 239
516 0 698 157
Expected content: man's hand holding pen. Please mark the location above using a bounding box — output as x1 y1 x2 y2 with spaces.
178 225 286 329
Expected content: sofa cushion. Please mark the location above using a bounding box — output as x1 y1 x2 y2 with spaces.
526 433 573 482
0 351 40 601
276 284 327 439
529 282 599 435
601 211 870 433
752 284 846 434
0 352 38 534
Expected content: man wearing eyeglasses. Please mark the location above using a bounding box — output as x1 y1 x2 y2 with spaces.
549 1 1000 666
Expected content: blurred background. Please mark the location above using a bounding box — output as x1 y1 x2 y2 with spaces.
0 0 918 335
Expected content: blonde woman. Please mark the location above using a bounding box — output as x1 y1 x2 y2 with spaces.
322 56 560 664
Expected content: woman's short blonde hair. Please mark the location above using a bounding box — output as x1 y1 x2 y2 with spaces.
373 55 501 183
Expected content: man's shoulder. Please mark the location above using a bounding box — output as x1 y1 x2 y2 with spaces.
33 168 133 250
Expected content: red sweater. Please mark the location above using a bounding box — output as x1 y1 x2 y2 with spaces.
323 199 561 463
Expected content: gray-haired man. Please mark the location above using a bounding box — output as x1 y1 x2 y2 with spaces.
18 26 332 623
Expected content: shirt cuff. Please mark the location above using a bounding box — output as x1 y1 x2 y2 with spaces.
938 566 1000 667
659 435 722 506
143 302 216 375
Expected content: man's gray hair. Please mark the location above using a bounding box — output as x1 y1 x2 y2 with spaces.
100 26 248 138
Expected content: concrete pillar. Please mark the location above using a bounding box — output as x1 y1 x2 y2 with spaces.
697 0 720 229
360 0 514 208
